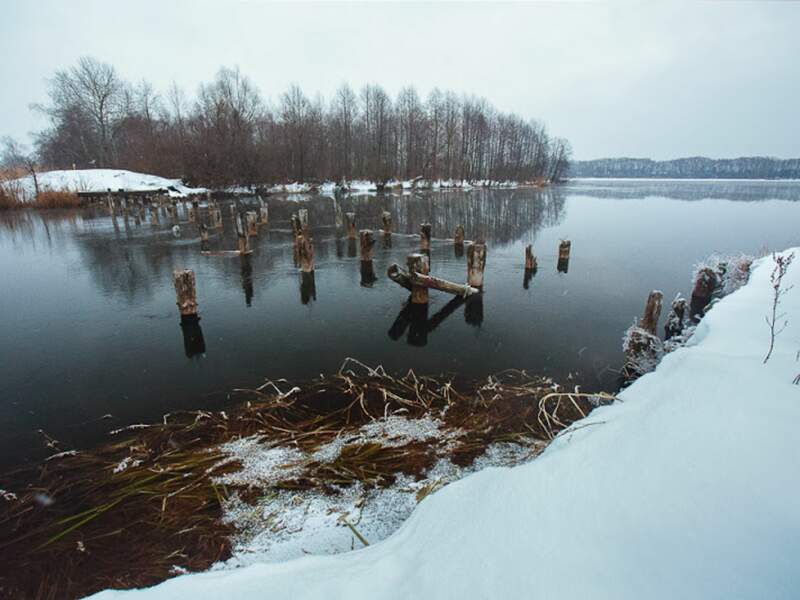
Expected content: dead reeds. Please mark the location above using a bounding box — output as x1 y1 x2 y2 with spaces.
0 360 613 599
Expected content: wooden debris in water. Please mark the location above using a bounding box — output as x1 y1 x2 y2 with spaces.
407 253 430 304
467 243 487 288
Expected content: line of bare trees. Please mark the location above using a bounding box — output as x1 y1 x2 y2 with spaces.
26 57 571 187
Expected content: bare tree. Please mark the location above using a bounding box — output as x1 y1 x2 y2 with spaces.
2 137 40 198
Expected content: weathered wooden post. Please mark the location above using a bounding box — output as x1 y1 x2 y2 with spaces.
360 230 376 262
149 204 159 225
346 212 357 239
259 201 269 226
187 201 197 222
229 202 237 221
106 190 115 216
407 253 430 304
420 223 432 253
210 206 222 229
298 208 309 233
298 234 315 273
246 211 258 237
525 245 537 271
454 225 465 246
199 223 209 243
173 269 199 319
557 240 571 273
690 267 718 317
665 295 687 340
639 290 663 335
236 213 250 254
467 243 487 289
382 211 392 235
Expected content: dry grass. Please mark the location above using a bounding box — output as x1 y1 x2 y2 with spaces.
0 361 613 599
31 190 82 209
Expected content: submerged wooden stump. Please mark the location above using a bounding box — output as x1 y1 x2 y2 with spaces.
420 223 432 252
382 211 392 235
524 245 537 271
407 253 430 304
173 269 199 317
639 290 663 335
246 211 258 237
360 230 376 261
346 212 357 239
467 243 487 288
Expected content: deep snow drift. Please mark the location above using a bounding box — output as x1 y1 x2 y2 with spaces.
4 169 206 200
89 250 800 600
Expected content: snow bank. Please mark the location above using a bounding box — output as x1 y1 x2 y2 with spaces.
88 250 800 600
4 169 206 201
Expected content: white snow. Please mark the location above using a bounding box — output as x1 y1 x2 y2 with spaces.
86 249 800 600
3 169 206 201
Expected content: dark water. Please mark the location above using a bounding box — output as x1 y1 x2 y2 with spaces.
2 180 799 466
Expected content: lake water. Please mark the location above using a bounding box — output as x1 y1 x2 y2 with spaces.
2 179 799 467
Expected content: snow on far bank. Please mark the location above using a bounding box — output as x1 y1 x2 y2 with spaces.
88 249 800 599
3 169 207 201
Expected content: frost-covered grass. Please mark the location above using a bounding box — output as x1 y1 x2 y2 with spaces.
88 249 800 600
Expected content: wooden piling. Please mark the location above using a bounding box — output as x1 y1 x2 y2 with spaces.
298 234 314 273
149 204 159 225
454 225 465 247
639 290 663 335
173 269 199 318
665 295 687 340
524 245 537 271
360 230 376 262
558 240 571 261
382 211 392 235
246 211 258 237
420 223 432 252
199 223 209 243
691 268 717 309
210 207 222 229
467 243 487 288
259 204 269 226
298 208 309 233
407 253 430 304
346 212 357 239
235 213 250 254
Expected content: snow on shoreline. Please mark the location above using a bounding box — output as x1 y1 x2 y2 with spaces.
3 169 207 201
88 248 800 599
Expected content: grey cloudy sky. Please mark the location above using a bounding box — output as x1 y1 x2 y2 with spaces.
1 0 798 160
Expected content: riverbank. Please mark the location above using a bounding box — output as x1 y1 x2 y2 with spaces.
85 248 800 599
0 364 608 599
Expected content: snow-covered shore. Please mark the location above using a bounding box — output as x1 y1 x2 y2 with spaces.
3 169 206 201
88 249 800 599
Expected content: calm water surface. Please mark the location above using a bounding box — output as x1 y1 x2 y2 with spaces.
2 179 799 465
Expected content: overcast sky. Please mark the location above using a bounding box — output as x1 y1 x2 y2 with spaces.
1 0 798 160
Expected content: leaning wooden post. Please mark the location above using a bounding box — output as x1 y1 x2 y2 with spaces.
360 230 376 261
467 243 487 289
407 253 430 304
298 234 315 273
639 290 663 335
173 269 199 319
346 212 357 239
382 211 392 235
246 211 258 237
525 245 537 271
236 213 250 254
419 223 432 253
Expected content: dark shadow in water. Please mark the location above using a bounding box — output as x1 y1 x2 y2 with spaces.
240 255 254 306
300 271 316 304
180 315 206 358
335 236 344 258
464 294 484 327
360 261 377 287
383 233 392 249
454 243 464 258
347 238 357 258
388 295 469 347
523 267 537 289
557 257 570 274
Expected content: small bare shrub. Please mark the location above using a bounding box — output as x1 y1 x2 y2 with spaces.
763 252 795 364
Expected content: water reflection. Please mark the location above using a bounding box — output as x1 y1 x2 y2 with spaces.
567 179 800 202
240 255 254 306
300 271 316 304
180 315 206 358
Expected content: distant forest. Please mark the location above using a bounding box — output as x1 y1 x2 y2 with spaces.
6 57 571 187
570 157 800 179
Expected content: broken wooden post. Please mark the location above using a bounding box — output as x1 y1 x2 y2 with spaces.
298 234 314 273
246 211 258 237
188 201 198 223
665 294 688 340
235 213 250 254
639 290 663 335
557 240 571 273
382 211 392 235
467 243 487 289
388 263 479 298
407 253 430 304
525 245 537 271
346 212 357 239
360 230 376 262
691 267 718 317
420 223 432 253
173 269 199 318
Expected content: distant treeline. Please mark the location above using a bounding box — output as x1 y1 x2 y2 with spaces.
14 57 570 187
570 157 800 179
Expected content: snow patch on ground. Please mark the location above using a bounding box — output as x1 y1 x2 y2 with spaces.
4 169 206 201
88 249 800 599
